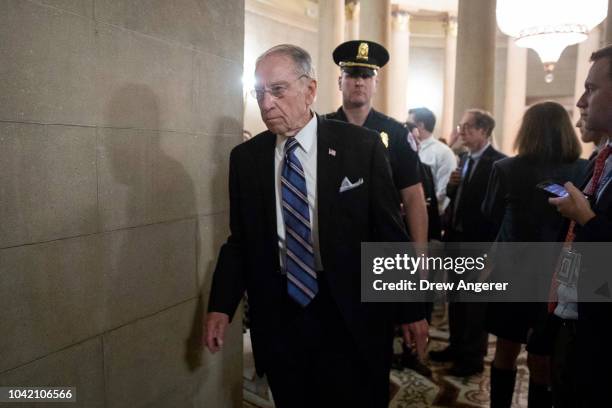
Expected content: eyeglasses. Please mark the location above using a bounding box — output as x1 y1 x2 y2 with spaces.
250 75 309 101
456 122 476 133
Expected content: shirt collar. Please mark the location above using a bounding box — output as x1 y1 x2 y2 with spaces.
419 135 436 149
276 113 317 154
337 106 375 128
363 108 377 128
335 106 347 121
469 141 490 160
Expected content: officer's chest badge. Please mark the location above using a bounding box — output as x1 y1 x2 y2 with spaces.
357 42 369 61
380 131 389 148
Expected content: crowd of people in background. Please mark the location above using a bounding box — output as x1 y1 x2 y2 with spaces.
402 46 612 408
206 39 612 408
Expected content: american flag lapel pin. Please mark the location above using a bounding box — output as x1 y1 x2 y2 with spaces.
328 148 336 157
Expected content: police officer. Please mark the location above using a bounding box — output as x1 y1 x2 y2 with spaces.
326 41 427 242
325 40 430 374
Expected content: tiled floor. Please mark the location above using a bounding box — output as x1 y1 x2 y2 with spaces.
388 333 528 407
243 307 530 407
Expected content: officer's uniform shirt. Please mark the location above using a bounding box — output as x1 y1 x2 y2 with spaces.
325 107 422 190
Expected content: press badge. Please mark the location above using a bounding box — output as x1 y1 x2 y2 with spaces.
556 248 581 287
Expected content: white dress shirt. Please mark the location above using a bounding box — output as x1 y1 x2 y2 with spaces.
275 114 322 271
467 141 491 176
418 135 457 213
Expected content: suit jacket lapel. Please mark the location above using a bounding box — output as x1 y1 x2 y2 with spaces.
316 116 341 265
255 131 280 268
469 146 494 188
595 182 612 211
580 159 596 189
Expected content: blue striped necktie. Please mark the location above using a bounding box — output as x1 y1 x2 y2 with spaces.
281 137 318 307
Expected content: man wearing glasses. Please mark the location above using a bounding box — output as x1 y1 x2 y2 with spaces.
431 109 505 376
204 44 426 408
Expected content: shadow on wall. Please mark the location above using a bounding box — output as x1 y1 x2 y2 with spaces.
104 84 241 401
104 84 198 224
104 83 203 369
189 116 244 402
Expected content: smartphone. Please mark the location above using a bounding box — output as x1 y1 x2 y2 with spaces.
536 181 569 198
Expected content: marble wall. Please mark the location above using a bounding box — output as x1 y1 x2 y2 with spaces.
0 1 244 406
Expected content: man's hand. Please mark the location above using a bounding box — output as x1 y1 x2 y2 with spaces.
548 182 596 226
204 312 230 353
401 319 429 361
447 168 462 187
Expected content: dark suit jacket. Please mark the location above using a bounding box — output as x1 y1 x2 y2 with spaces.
481 156 588 342
573 154 612 406
324 107 422 191
446 145 506 242
208 115 424 376
482 156 588 242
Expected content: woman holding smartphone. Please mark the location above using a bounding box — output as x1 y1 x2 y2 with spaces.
482 101 587 407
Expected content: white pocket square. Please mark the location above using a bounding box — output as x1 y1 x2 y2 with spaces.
339 177 364 193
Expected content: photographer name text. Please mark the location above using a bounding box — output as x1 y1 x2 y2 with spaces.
373 279 509 293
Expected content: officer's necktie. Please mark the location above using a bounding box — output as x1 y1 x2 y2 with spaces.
547 144 612 312
281 138 318 307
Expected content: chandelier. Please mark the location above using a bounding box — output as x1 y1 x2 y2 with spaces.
496 0 608 82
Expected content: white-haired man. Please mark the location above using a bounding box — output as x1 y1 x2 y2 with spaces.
204 44 427 407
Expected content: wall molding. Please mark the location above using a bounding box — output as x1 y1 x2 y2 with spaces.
246 0 317 33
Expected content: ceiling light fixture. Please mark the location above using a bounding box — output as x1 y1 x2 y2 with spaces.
496 0 607 82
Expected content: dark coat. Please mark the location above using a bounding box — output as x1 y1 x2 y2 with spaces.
445 145 506 242
481 156 587 344
324 107 422 191
574 153 612 407
483 156 588 242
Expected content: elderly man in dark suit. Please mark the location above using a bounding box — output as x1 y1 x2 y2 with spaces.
549 44 612 408
203 44 427 408
431 109 505 376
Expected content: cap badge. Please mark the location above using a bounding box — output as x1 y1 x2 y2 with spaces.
357 42 369 61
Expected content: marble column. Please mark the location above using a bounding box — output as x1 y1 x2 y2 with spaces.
453 0 497 127
316 0 345 114
441 14 458 141
345 1 360 41
500 37 527 155
388 10 410 122
604 0 612 46
359 0 391 113
575 27 602 157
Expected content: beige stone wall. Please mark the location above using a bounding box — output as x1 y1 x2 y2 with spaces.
406 46 445 138
0 1 244 407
